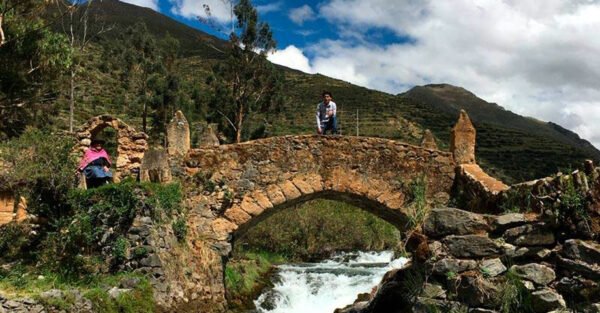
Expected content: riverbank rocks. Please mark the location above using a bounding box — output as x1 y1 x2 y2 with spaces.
341 207 600 313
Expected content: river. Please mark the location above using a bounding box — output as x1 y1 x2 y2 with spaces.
253 251 408 313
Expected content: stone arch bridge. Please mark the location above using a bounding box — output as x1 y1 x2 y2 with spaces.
0 110 510 311
139 110 510 311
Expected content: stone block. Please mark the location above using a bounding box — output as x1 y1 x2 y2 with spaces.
432 258 478 275
479 258 506 277
531 288 566 313
424 207 489 238
239 198 263 216
291 177 314 195
503 223 555 246
443 235 502 258
556 255 600 281
510 264 556 286
279 181 301 201
562 239 600 266
266 184 286 206
224 207 251 226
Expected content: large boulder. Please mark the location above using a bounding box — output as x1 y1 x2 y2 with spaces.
424 208 489 238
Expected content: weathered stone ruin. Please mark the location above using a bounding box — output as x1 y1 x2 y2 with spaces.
139 148 172 183
450 109 476 165
421 129 438 150
74 115 148 182
166 110 191 156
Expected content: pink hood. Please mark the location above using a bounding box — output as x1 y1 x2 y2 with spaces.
78 148 111 170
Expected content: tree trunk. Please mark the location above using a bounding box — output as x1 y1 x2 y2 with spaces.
0 15 5 47
236 105 243 143
143 101 147 133
69 69 75 132
69 10 75 133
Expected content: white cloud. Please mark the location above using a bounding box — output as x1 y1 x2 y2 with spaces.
256 2 283 14
121 0 159 11
306 0 600 148
268 45 314 73
289 5 316 25
170 0 233 23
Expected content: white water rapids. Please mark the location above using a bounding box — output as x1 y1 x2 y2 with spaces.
253 251 409 313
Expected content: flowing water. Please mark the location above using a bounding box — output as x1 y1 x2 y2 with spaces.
253 251 409 313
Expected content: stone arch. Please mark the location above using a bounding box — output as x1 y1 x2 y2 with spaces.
213 172 410 242
75 115 148 182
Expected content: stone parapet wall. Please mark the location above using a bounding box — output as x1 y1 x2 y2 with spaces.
340 207 600 313
184 135 456 243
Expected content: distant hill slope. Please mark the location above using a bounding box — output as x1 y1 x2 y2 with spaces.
73 0 599 184
88 0 227 58
399 85 600 182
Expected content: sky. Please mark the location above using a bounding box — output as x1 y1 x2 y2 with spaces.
122 0 600 149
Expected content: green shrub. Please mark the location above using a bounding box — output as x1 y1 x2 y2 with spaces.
235 199 400 260
132 247 148 259
0 223 31 261
172 217 188 242
0 129 76 219
556 176 588 226
17 180 184 276
225 251 287 310
406 175 428 229
112 236 129 263
143 182 182 217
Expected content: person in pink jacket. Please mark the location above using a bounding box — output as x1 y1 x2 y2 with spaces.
78 138 113 188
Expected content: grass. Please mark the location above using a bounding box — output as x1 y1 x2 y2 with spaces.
498 269 534 313
225 251 288 311
0 266 154 313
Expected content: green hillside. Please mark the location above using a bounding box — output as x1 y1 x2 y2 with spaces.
56 0 600 184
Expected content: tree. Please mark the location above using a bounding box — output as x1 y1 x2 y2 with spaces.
56 0 110 132
112 22 162 133
0 0 72 139
205 0 283 143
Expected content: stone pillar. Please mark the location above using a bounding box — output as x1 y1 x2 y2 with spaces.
450 110 476 164
167 111 191 156
140 148 172 183
197 123 220 147
421 129 438 150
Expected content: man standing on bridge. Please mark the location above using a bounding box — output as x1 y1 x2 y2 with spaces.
316 91 337 135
